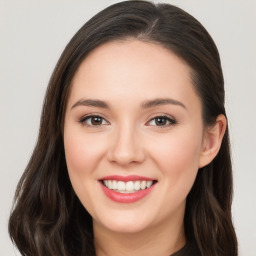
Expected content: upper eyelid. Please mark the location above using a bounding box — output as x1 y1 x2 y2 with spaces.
80 113 108 121
148 113 176 121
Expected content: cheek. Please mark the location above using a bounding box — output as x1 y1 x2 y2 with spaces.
64 130 105 176
63 129 107 215
63 129 106 202
150 130 202 186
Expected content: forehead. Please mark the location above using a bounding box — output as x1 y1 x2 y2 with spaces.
68 39 200 112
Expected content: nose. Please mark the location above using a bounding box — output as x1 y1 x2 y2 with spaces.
107 124 146 166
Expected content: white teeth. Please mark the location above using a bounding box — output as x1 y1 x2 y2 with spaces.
112 180 118 190
140 180 146 190
126 181 134 191
103 180 154 193
117 181 125 191
108 180 113 189
146 181 153 188
134 181 141 191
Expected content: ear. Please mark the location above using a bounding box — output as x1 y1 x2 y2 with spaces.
199 114 227 168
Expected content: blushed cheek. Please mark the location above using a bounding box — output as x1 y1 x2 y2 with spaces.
64 131 108 187
64 136 84 174
63 133 98 204
153 136 201 183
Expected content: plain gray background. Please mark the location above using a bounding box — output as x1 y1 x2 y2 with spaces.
1 0 255 255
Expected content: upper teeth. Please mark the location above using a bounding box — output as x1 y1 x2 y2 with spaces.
103 180 153 193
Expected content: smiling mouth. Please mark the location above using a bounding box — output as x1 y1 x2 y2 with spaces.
100 180 157 194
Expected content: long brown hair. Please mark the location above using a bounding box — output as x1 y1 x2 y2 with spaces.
9 1 238 255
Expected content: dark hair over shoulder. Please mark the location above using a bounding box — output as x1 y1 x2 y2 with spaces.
9 1 238 255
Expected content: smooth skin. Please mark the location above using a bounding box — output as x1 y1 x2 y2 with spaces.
64 40 226 256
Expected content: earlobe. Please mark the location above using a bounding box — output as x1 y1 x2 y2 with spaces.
199 114 227 168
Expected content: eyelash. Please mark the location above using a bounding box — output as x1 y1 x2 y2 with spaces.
79 114 177 128
79 114 109 128
146 115 177 128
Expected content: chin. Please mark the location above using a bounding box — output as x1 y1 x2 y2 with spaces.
94 210 154 234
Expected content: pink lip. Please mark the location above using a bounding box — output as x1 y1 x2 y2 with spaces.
99 175 154 182
98 176 157 203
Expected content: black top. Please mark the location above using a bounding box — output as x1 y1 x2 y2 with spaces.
170 242 201 256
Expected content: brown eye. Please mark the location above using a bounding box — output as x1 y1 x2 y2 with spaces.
80 115 108 126
147 116 176 127
155 117 168 126
91 116 103 125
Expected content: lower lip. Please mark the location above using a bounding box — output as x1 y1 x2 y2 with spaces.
100 182 156 203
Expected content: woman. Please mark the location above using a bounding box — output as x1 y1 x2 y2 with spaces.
9 1 238 255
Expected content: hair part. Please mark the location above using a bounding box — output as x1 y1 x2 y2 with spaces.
9 1 237 255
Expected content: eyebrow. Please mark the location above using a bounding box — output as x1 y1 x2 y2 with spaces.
71 98 186 110
71 99 109 109
141 98 186 109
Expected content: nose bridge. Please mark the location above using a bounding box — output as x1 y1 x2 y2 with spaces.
108 120 144 165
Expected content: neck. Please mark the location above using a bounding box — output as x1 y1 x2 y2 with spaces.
93 216 186 256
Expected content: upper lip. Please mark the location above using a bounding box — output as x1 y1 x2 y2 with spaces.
99 175 156 182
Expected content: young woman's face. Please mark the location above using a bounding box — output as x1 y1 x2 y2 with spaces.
64 40 206 234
